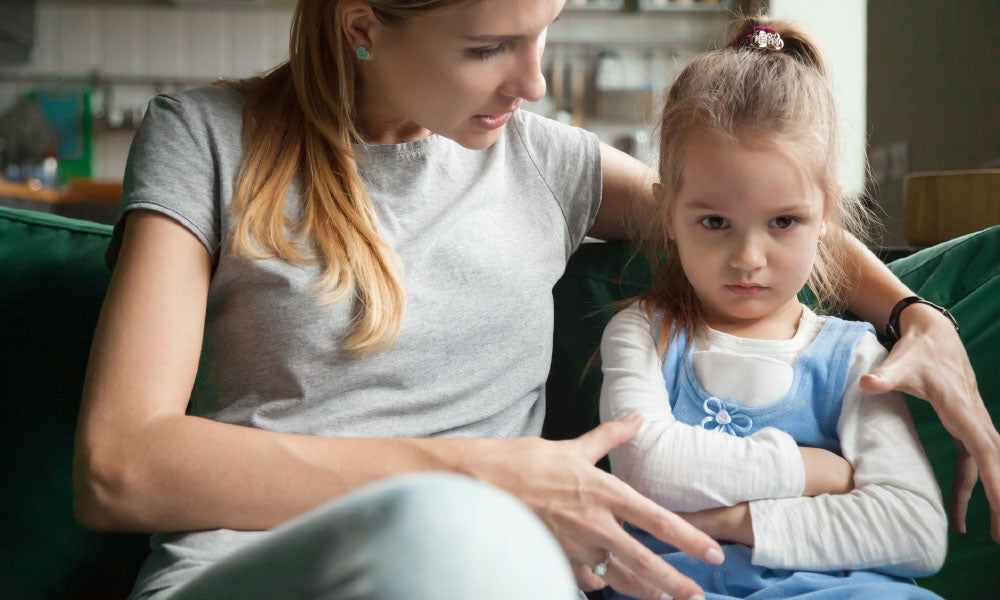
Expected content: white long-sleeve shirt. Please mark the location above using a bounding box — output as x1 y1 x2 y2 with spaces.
599 303 947 577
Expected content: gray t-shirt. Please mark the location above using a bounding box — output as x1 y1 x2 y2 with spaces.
110 84 602 595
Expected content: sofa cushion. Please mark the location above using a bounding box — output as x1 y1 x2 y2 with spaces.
0 205 146 599
882 225 1000 598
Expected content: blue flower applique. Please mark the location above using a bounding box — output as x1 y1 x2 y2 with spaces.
701 396 753 436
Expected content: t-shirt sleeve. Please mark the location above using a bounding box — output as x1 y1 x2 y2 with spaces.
105 92 224 269
508 110 602 257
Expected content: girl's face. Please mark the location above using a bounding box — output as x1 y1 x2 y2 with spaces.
356 0 563 148
668 137 829 339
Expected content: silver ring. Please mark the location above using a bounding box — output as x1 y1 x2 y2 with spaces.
591 551 614 577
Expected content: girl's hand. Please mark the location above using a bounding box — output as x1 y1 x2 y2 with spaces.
799 446 854 496
465 412 724 600
677 503 754 547
860 303 1000 543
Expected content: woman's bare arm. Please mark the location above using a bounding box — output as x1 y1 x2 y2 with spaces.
588 143 655 241
72 210 470 532
843 236 1000 543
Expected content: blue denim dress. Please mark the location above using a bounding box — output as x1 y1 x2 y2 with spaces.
605 317 943 600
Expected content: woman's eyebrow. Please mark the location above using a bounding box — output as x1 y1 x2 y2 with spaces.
463 34 524 42
464 15 559 43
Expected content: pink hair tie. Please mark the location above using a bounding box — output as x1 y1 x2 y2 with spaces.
742 26 784 52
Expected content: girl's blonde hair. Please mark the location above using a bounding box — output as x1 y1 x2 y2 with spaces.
636 16 873 356
229 0 477 356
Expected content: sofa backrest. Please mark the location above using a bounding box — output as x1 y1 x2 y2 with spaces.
0 206 147 599
2 203 998 598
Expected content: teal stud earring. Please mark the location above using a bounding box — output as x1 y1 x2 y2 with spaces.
356 46 370 60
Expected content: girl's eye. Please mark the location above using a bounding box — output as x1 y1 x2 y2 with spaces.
700 216 728 230
769 216 797 230
470 44 507 60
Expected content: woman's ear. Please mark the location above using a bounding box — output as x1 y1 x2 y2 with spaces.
339 0 377 53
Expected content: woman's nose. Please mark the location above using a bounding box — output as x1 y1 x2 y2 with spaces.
503 36 547 102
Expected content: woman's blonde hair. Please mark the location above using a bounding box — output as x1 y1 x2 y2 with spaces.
229 0 477 356
636 16 873 356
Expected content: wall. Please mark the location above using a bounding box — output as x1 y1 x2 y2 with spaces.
0 1 731 181
867 0 1000 246
767 0 868 200
1 1 295 180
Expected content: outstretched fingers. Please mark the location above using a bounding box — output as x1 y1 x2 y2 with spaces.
864 328 1000 544
958 417 1000 542
596 515 711 600
615 484 725 566
934 392 1000 542
573 411 645 465
949 441 977 534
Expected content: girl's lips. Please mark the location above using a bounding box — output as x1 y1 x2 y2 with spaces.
473 111 513 130
725 284 767 296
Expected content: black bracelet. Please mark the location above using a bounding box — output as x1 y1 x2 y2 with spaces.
885 295 959 342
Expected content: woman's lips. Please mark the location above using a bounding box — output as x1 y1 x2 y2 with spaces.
473 111 513 130
725 284 767 296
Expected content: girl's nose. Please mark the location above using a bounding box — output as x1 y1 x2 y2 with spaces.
730 234 767 271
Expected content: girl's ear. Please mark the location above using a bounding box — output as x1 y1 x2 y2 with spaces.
819 184 840 241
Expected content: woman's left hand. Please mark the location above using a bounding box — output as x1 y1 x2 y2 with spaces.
859 303 1000 543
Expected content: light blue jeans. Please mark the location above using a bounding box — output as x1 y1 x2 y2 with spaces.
144 472 580 600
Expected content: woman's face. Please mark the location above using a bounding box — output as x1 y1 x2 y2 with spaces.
357 0 563 148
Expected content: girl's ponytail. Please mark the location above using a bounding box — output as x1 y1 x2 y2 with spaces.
724 16 828 78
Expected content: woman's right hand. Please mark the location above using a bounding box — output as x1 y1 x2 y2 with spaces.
465 412 723 600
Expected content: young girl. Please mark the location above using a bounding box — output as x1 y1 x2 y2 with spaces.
599 18 948 599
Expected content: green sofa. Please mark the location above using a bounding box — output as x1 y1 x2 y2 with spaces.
2 204 998 599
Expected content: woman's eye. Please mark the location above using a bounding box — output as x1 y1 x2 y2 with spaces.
769 216 797 230
470 44 507 60
700 216 728 230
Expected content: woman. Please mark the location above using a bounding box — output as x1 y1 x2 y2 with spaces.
73 1 999 600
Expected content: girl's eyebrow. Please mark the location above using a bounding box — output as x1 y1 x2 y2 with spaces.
682 199 722 211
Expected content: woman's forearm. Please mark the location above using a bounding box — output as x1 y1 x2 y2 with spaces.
841 233 911 332
74 413 481 533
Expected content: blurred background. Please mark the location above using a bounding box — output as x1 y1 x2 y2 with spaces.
0 0 997 249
